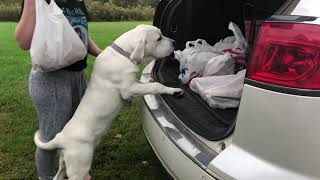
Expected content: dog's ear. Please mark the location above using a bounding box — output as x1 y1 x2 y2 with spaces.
130 37 145 62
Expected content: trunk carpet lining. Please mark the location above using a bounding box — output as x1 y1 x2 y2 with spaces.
153 58 238 141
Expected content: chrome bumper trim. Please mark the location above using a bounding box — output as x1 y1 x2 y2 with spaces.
141 72 218 170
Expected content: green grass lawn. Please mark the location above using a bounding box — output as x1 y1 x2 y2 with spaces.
0 22 170 179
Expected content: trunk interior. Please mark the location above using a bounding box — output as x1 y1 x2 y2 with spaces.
152 0 288 141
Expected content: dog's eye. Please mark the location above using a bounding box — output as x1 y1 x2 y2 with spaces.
157 36 162 41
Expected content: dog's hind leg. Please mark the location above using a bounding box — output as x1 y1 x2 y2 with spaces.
53 151 66 180
64 145 94 180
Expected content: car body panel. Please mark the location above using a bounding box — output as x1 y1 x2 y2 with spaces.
208 85 320 179
291 0 320 17
209 144 317 180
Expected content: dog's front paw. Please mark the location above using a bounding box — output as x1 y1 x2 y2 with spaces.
171 88 184 98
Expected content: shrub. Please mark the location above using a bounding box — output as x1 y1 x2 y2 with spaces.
86 2 155 21
0 3 21 22
0 2 155 22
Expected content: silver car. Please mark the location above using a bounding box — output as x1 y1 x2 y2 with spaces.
140 0 320 179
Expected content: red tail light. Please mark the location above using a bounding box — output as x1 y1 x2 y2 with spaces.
247 22 320 90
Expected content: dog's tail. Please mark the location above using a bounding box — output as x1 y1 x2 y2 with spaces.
34 130 62 150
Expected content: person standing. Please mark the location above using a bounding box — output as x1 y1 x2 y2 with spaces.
15 0 102 179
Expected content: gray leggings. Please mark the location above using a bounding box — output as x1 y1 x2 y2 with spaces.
29 70 86 180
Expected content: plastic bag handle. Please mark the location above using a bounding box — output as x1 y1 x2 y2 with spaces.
48 0 57 7
46 0 63 15
43 0 50 5
186 39 206 49
194 39 205 47
186 41 195 48
35 0 48 22
228 22 248 50
39 0 49 7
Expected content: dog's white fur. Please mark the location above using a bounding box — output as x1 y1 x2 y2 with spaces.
34 25 183 180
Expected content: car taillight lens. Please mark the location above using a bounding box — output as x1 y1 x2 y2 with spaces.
247 22 320 90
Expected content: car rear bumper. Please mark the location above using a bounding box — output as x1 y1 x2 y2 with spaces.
139 61 221 180
140 103 220 180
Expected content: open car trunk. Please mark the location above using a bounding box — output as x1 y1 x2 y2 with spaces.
152 0 288 141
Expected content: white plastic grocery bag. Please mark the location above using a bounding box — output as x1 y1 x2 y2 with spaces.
211 22 248 71
30 0 87 72
212 22 248 54
174 22 247 84
189 70 246 109
203 53 235 77
174 39 221 84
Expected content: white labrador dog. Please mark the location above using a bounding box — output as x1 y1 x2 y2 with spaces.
34 24 184 180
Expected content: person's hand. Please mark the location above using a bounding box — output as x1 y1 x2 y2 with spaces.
88 36 102 57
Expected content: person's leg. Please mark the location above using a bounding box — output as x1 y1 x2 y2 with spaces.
29 70 74 180
71 70 87 114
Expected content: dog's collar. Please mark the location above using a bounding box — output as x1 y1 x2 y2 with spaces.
111 43 131 60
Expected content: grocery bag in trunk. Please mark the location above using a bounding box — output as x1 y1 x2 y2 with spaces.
30 0 87 72
174 22 247 84
190 70 246 109
174 39 220 84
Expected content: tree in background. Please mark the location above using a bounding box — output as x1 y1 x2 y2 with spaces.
0 0 159 22
4 0 159 7
3 0 160 10
2 0 20 4
106 0 159 7
139 0 159 7
110 0 139 7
